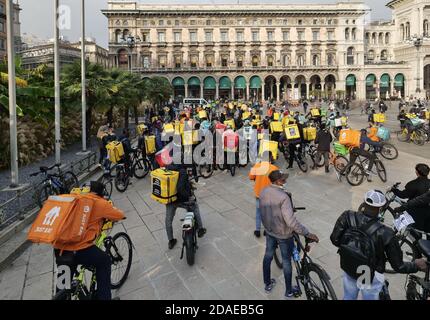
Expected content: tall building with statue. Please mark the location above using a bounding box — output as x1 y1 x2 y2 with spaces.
102 0 430 102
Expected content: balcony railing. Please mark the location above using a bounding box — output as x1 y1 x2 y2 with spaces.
131 64 339 73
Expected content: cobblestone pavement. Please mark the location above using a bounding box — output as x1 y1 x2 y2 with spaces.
0 110 428 300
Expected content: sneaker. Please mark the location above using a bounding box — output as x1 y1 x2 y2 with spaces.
168 239 177 250
265 279 277 294
285 286 300 298
366 171 373 182
197 228 207 238
325 167 330 173
263 230 267 236
254 230 261 238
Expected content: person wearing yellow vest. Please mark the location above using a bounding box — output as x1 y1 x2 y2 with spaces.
249 151 279 238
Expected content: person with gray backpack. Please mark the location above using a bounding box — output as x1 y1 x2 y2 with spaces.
330 190 427 300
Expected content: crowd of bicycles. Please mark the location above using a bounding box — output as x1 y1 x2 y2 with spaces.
25 97 430 301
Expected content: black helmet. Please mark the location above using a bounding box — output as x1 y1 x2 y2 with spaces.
90 181 105 197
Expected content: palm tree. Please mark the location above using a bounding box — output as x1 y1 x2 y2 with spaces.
62 61 112 141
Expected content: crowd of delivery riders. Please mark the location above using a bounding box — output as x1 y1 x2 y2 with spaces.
26 97 430 300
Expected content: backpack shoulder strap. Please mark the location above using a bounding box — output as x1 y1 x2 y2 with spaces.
360 218 384 237
346 211 358 228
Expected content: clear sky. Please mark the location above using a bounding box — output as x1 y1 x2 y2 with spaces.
19 0 393 49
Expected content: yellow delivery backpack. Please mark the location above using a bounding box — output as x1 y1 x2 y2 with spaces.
259 140 279 160
270 121 283 133
285 124 301 141
198 110 208 119
224 119 236 129
137 124 147 135
303 127 317 141
150 169 179 204
311 108 320 117
373 113 386 123
145 136 156 155
106 141 124 164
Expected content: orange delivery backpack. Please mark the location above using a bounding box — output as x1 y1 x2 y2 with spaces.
339 129 361 148
28 194 95 249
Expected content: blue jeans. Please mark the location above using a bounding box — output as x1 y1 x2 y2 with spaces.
263 234 294 295
255 198 261 231
343 272 384 300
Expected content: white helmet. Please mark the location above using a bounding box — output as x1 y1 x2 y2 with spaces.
364 190 387 208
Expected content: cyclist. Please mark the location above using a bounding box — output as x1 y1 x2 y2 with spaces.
367 121 380 143
314 123 333 173
119 128 133 175
249 151 279 238
392 164 430 233
164 164 207 250
260 170 319 299
54 181 125 300
341 128 382 182
330 190 428 300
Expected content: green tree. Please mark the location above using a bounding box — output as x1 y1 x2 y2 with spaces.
62 61 112 140
144 76 173 109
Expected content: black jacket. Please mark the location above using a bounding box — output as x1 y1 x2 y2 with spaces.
330 211 418 275
315 129 332 152
393 177 430 200
394 177 430 230
400 190 430 232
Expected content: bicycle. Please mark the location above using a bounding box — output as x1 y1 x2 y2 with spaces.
31 164 79 208
52 220 133 300
397 125 427 146
131 149 154 179
179 173 202 266
357 183 423 274
342 151 387 186
114 157 134 193
217 150 237 177
314 149 349 174
280 141 308 173
370 142 399 161
273 230 337 300
405 240 430 300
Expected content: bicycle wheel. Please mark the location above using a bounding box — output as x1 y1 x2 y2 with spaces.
101 177 113 200
333 155 348 173
413 131 426 146
36 184 55 208
385 236 419 274
315 153 325 168
375 160 387 182
109 232 133 289
199 164 214 179
63 171 79 192
345 163 365 186
114 168 129 193
274 247 283 269
305 263 338 300
380 143 398 160
133 158 149 179
229 164 236 177
184 232 196 266
297 154 308 173
396 129 409 143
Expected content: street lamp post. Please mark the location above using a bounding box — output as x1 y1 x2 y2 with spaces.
411 35 423 95
126 35 136 72
79 0 90 155
6 0 18 187
54 0 61 165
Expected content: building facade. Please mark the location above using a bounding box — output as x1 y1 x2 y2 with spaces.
19 42 81 70
70 38 111 69
102 0 430 101
0 0 21 59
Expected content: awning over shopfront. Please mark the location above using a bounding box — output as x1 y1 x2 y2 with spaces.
188 77 200 86
250 76 262 89
172 77 185 87
203 77 216 90
234 76 246 89
219 76 231 89
380 74 390 88
346 75 356 86
366 74 376 86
